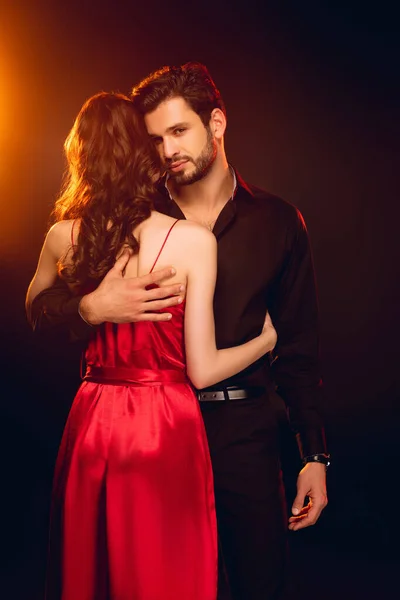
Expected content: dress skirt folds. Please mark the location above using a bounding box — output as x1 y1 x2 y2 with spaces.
45 304 217 600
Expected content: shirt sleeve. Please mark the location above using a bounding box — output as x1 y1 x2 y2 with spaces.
269 207 327 458
29 277 95 343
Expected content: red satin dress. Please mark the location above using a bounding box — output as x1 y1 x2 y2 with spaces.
46 221 217 600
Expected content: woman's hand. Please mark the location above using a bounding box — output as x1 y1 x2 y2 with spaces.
262 311 277 352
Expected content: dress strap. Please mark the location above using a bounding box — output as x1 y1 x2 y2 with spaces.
149 219 179 273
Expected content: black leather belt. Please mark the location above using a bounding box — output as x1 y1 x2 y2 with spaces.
197 386 265 402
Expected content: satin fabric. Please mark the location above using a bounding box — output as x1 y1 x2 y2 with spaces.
46 299 217 600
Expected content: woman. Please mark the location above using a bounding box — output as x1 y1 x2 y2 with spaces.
26 92 277 600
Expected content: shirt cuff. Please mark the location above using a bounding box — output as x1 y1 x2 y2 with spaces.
296 428 327 460
78 298 95 327
66 296 97 341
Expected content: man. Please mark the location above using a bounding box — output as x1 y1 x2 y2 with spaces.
31 63 328 599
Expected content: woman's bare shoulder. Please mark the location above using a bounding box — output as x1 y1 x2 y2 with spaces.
175 220 217 253
136 211 174 235
46 219 78 255
47 218 77 236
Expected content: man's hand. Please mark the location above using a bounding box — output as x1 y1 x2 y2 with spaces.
288 462 328 531
79 250 184 325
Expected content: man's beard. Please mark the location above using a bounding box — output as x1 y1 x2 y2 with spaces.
166 127 217 186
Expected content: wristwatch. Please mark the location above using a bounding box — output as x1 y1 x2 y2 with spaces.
302 453 331 469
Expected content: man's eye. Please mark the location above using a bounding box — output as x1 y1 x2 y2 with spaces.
174 128 186 135
152 138 163 145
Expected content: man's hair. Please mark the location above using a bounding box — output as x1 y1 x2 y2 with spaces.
131 62 226 126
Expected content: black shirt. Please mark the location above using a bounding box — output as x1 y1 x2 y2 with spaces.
30 171 326 456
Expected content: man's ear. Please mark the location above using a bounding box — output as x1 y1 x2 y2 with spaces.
209 108 226 139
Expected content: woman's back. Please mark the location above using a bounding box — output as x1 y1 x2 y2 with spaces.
124 211 190 288
84 213 189 377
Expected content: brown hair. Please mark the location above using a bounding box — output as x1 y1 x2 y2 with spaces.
53 92 159 285
131 62 225 126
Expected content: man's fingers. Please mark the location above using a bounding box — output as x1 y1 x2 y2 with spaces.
291 492 307 516
143 296 184 312
289 512 317 531
144 266 177 286
135 312 173 322
289 501 325 531
110 249 131 276
145 285 185 302
134 294 185 321
289 515 311 531
288 505 310 520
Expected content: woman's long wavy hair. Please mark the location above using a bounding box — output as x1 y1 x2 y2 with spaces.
53 91 159 285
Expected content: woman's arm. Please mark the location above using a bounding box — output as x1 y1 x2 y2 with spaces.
26 220 74 322
183 224 276 389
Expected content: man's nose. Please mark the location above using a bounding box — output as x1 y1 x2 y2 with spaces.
163 137 179 160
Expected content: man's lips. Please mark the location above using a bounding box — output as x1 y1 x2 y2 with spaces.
168 160 189 172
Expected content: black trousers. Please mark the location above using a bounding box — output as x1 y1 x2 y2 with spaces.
200 392 288 600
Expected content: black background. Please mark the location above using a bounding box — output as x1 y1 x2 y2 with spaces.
1 1 399 598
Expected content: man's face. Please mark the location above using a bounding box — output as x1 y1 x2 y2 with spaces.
144 96 217 186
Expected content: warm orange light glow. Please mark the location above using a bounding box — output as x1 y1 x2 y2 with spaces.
0 52 13 170
0 33 26 256
0 29 22 189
